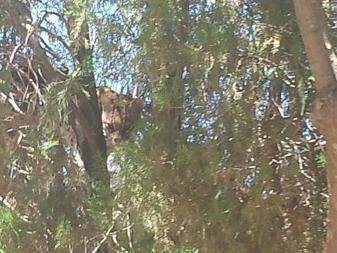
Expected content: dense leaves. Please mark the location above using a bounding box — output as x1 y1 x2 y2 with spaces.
0 0 332 252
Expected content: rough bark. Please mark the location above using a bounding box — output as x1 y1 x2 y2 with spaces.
2 0 109 185
293 0 337 252
66 4 110 186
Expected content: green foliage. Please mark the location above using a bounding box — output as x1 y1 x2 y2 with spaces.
55 218 74 250
171 245 200 253
0 70 12 93
0 0 330 252
315 150 327 171
0 206 19 252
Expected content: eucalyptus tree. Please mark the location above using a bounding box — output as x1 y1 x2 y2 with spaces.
0 0 330 252
0 0 115 251
293 1 337 252
116 0 327 252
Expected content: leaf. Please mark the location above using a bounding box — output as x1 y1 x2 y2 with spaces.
297 78 307 116
42 140 59 151
40 139 60 159
0 70 12 93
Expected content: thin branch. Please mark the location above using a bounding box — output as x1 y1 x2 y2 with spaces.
0 92 24 114
1 0 65 83
38 25 73 58
91 224 115 253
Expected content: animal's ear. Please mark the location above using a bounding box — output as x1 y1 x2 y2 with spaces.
126 98 143 123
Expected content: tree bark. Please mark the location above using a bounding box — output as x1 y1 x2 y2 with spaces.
2 0 109 185
293 0 337 252
66 2 109 186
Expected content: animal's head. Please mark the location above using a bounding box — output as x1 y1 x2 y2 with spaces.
97 87 143 148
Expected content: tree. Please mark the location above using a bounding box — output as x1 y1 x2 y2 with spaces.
0 0 330 252
0 0 109 185
292 1 337 251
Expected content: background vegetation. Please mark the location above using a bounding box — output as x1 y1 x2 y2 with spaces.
0 0 336 252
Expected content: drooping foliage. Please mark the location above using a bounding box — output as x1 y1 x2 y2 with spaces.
0 0 332 252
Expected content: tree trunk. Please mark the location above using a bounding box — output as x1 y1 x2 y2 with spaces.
66 2 109 186
2 0 109 185
293 0 337 252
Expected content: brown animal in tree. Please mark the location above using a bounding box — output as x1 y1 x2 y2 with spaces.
1 86 143 155
97 87 143 150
